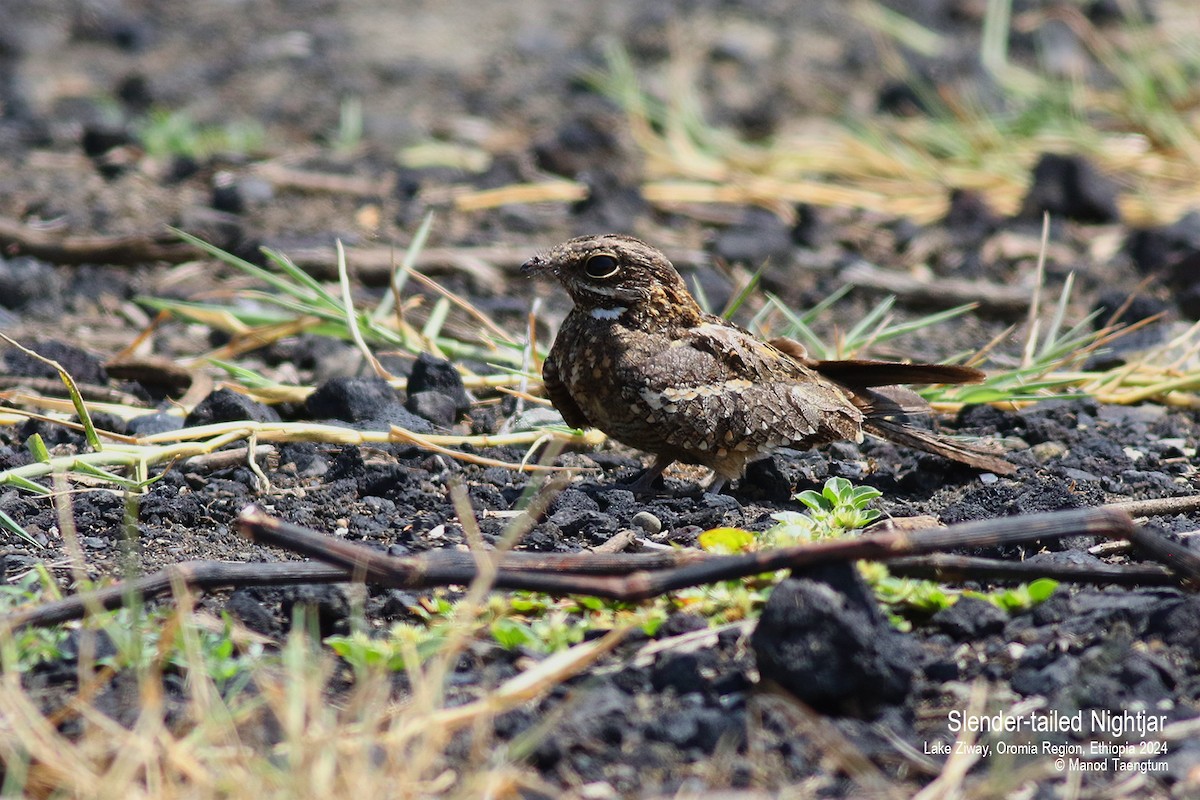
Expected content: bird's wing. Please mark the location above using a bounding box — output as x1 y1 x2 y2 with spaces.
766 336 985 388
542 355 591 430
623 321 863 450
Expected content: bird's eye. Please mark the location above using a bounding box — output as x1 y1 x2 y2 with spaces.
584 254 620 279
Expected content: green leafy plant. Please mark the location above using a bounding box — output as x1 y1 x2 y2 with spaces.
970 578 1059 612
698 526 756 554
0 569 71 670
768 477 882 544
327 623 450 673
861 557 1060 629
137 109 265 159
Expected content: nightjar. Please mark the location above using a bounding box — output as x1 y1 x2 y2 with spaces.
522 234 1012 493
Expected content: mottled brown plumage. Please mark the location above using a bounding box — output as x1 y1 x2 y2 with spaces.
522 234 1013 492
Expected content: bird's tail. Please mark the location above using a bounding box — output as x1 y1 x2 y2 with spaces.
862 416 1016 475
768 337 1014 474
846 385 1016 474
811 359 985 389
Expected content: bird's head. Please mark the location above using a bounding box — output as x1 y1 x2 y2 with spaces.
522 234 703 322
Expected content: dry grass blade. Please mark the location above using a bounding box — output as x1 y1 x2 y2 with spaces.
336 239 392 379
416 628 628 734
0 333 102 452
388 425 589 472
453 180 588 211
595 19 1200 225
911 680 987 800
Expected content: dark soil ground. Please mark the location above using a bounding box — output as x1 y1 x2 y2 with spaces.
3 1 1200 797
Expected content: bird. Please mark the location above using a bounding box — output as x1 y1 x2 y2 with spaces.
522 234 1014 494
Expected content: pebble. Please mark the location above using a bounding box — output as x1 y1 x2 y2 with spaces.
1030 441 1068 462
631 511 662 535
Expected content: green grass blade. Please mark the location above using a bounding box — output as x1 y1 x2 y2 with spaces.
373 210 436 321
2 473 52 495
689 273 713 316
422 296 452 344
721 266 764 320
72 463 150 491
863 303 978 349
172 227 321 303
0 507 42 549
843 295 896 351
26 434 50 463
261 247 343 309
206 359 278 388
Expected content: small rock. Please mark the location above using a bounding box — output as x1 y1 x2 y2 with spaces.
712 208 792 266
407 353 471 415
571 170 648 233
226 590 278 636
876 82 928 117
752 562 918 713
126 412 183 436
1019 153 1120 224
650 651 709 694
0 257 63 310
631 511 662 535
535 115 621 178
405 390 457 426
548 508 617 539
790 203 825 249
931 596 1007 639
3 339 108 385
1126 210 1200 274
186 387 280 426
740 457 791 502
281 585 350 638
942 188 1000 238
1030 441 1068 462
306 376 397 422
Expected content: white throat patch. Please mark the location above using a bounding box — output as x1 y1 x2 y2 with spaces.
589 306 626 320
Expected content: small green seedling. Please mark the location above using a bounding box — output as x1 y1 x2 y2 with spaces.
768 477 882 543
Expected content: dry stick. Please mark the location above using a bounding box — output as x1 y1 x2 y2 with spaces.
839 260 1032 315
180 445 275 473
1126 526 1200 584
0 507 1169 633
236 506 699 579
1109 495 1200 518
0 217 198 265
0 561 351 632
239 505 1138 602
0 376 146 406
887 554 1178 587
0 547 694 633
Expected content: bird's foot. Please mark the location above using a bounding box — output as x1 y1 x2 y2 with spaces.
701 472 728 495
618 455 675 497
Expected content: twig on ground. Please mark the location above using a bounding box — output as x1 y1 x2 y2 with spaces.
1 561 350 632
0 217 197 265
0 378 147 406
839 260 1031 315
1127 525 1200 584
886 554 1178 586
239 505 1139 601
179 445 276 473
251 161 394 196
11 506 1189 634
1108 495 1200 518
591 530 638 554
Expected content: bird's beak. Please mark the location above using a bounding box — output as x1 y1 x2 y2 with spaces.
520 254 550 277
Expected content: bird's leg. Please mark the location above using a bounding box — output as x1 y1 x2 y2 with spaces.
702 471 728 495
623 454 675 496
